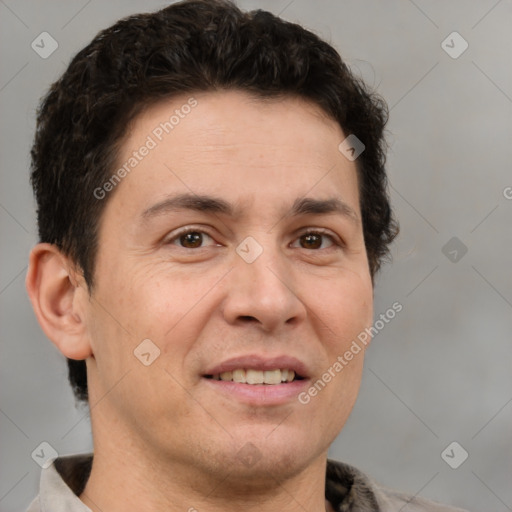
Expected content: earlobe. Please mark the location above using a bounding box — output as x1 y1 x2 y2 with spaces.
26 243 92 360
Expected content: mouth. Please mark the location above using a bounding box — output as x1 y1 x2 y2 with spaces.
204 368 306 385
202 355 310 405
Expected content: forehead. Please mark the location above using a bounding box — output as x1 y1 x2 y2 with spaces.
108 90 359 219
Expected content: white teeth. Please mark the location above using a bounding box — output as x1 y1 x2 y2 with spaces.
210 368 298 385
220 371 232 381
264 369 281 385
246 369 264 384
232 369 246 383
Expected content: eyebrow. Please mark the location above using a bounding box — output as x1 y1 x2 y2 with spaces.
141 193 359 224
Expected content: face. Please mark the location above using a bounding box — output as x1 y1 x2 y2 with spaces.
81 90 373 485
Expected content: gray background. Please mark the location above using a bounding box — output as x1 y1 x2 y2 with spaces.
1 1 511 511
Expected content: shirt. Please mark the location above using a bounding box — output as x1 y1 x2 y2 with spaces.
26 453 469 512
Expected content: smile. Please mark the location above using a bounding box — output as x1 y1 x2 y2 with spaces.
205 368 304 385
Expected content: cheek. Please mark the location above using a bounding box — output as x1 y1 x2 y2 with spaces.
316 268 373 350
319 271 372 416
117 268 222 365
88 269 204 424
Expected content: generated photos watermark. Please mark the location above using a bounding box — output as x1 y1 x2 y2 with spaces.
93 97 198 200
298 301 403 404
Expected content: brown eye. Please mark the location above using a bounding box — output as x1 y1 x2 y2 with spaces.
294 231 336 250
179 231 204 248
167 228 216 249
300 233 322 249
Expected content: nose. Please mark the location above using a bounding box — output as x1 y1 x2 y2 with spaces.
221 241 307 333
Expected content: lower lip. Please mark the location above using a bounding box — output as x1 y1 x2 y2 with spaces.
202 378 309 406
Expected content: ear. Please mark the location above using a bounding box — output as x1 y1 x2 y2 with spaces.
26 243 92 360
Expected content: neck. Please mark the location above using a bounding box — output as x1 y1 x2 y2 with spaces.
79 378 336 512
80 437 333 512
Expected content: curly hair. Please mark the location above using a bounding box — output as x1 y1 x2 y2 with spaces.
30 0 399 404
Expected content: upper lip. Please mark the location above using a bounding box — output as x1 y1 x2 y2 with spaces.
204 354 310 379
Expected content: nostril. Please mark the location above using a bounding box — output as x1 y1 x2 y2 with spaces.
239 315 257 322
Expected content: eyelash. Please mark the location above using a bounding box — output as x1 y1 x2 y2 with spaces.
166 226 342 250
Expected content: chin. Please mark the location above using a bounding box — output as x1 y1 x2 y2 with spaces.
199 431 321 488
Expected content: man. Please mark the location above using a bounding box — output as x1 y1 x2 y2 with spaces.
25 1 468 510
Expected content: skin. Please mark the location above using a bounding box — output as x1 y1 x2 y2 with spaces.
26 90 374 512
